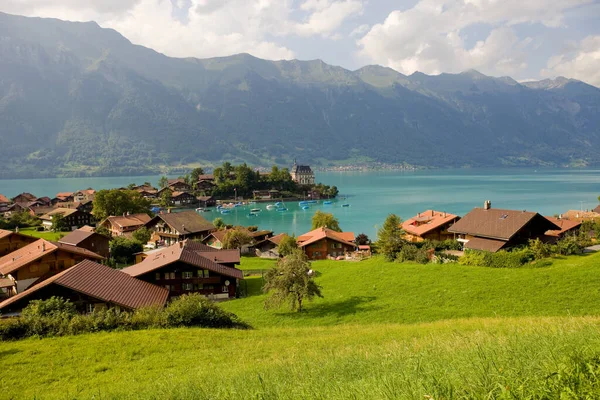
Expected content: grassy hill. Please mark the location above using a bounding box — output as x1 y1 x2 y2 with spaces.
3 253 600 398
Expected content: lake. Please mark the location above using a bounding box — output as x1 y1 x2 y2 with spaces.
1 169 599 238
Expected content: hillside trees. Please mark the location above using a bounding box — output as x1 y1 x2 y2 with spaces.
222 229 252 250
311 210 341 232
92 190 151 221
263 250 322 312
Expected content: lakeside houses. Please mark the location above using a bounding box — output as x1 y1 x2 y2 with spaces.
402 210 460 242
54 192 75 203
0 260 168 315
100 213 152 237
146 210 214 246
252 190 280 200
40 208 95 231
134 185 159 200
74 189 96 202
594 205 600 214
297 227 356 260
0 229 38 257
58 228 111 259
561 209 600 222
122 240 242 300
253 233 286 258
12 192 37 204
53 200 94 213
27 206 55 217
0 194 11 207
0 239 104 295
203 228 273 254
196 196 216 208
170 191 196 206
448 201 561 253
291 160 315 185
543 217 582 242
165 178 192 192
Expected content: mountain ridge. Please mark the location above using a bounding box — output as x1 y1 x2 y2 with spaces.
0 11 599 178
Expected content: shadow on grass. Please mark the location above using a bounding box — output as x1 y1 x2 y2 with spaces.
274 296 380 320
0 349 20 359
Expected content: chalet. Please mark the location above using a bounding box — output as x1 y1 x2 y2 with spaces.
166 179 192 192
40 208 94 231
122 241 242 300
171 191 196 206
291 160 315 185
197 196 216 207
543 217 582 243
0 229 38 257
134 185 158 199
253 233 286 258
12 193 37 203
27 206 54 217
59 228 110 258
53 200 94 213
203 229 273 253
0 260 168 315
37 197 52 207
0 239 103 294
146 210 214 246
55 192 75 202
196 179 216 193
447 201 561 253
402 210 460 242
74 189 96 202
561 210 600 222
594 205 600 214
100 213 152 237
297 227 356 260
0 203 25 218
0 194 11 207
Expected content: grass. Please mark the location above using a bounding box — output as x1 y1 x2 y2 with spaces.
3 252 600 398
226 252 600 328
17 227 64 241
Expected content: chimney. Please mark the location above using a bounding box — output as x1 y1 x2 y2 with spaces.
123 212 126 217
484 200 491 210
167 208 171 214
42 242 46 252
431 210 434 216
179 241 183 249
15 226 19 233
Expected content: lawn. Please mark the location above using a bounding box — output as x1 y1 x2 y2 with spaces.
17 227 64 241
226 252 600 328
3 252 600 398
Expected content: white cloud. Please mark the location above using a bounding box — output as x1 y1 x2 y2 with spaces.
357 0 592 76
541 35 600 87
350 23 369 38
0 0 364 61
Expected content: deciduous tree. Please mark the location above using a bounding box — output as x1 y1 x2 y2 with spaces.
92 189 151 222
160 188 172 208
133 227 152 245
158 176 169 189
311 210 341 232
263 250 322 312
222 229 252 250
355 233 370 245
277 234 298 257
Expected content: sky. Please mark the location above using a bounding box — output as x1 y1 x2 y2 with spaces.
1 0 599 86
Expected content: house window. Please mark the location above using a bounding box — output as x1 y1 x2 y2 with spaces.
183 271 193 279
86 304 95 314
337 243 342 249
155 273 161 280
331 243 335 249
182 283 193 291
164 285 172 291
222 286 229 293
164 272 170 280
170 272 175 280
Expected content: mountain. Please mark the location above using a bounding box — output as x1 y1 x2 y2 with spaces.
1 12 600 178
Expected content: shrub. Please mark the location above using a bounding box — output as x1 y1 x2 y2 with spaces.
396 244 429 264
0 319 27 341
164 293 247 329
460 249 534 268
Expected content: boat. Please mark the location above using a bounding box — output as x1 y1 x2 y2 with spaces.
341 204 350 207
248 201 257 205
308 200 317 204
266 204 276 210
302 205 310 210
299 201 309 206
220 209 231 214
247 212 259 217
195 207 210 212
250 208 261 213
275 201 282 206
276 207 288 212
323 200 332 205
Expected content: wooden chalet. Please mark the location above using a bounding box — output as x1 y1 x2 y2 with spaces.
297 227 356 260
196 179 216 192
146 210 214 246
59 228 110 259
0 194 11 207
171 191 196 206
122 241 242 300
52 200 94 213
402 210 460 242
166 179 192 192
12 193 37 203
100 213 152 237
253 233 286 258
0 203 25 217
37 197 52 207
54 192 75 203
0 229 38 257
543 217 582 243
203 228 273 253
196 196 216 207
561 210 600 222
73 189 96 202
0 260 168 315
594 205 600 214
40 208 94 231
27 206 55 217
447 202 561 252
0 239 104 295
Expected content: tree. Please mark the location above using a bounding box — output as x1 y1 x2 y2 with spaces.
190 167 205 191
95 225 111 238
51 213 67 232
213 218 226 230
355 233 371 245
277 234 298 257
110 236 143 265
311 210 341 232
92 189 151 221
132 227 152 245
160 188 172 207
158 176 169 189
263 250 322 312
222 229 252 250
377 214 405 261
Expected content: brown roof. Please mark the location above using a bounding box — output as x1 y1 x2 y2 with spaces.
464 237 508 252
560 210 600 221
196 174 214 181
122 240 242 279
0 277 14 288
594 205 600 214
544 217 582 237
149 211 214 235
13 193 37 201
171 191 194 198
402 210 460 237
105 213 151 228
58 229 98 246
196 196 214 201
56 192 74 198
0 194 11 203
0 239 103 276
0 229 13 240
79 225 96 232
40 207 80 220
297 227 355 248
448 208 560 240
0 260 168 311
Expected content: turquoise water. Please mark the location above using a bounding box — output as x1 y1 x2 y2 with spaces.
1 169 599 238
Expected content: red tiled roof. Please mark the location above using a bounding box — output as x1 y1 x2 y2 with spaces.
594 205 600 214
0 194 10 203
105 213 151 228
0 239 103 276
121 240 242 279
402 210 459 236
56 192 74 198
297 227 355 248
0 260 168 311
561 210 600 221
544 217 582 237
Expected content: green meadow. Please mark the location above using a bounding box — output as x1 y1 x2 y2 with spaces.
3 252 600 399
17 227 64 241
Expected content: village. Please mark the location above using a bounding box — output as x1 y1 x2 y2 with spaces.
0 157 599 318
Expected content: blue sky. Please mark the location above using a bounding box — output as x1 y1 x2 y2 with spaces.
2 0 599 86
